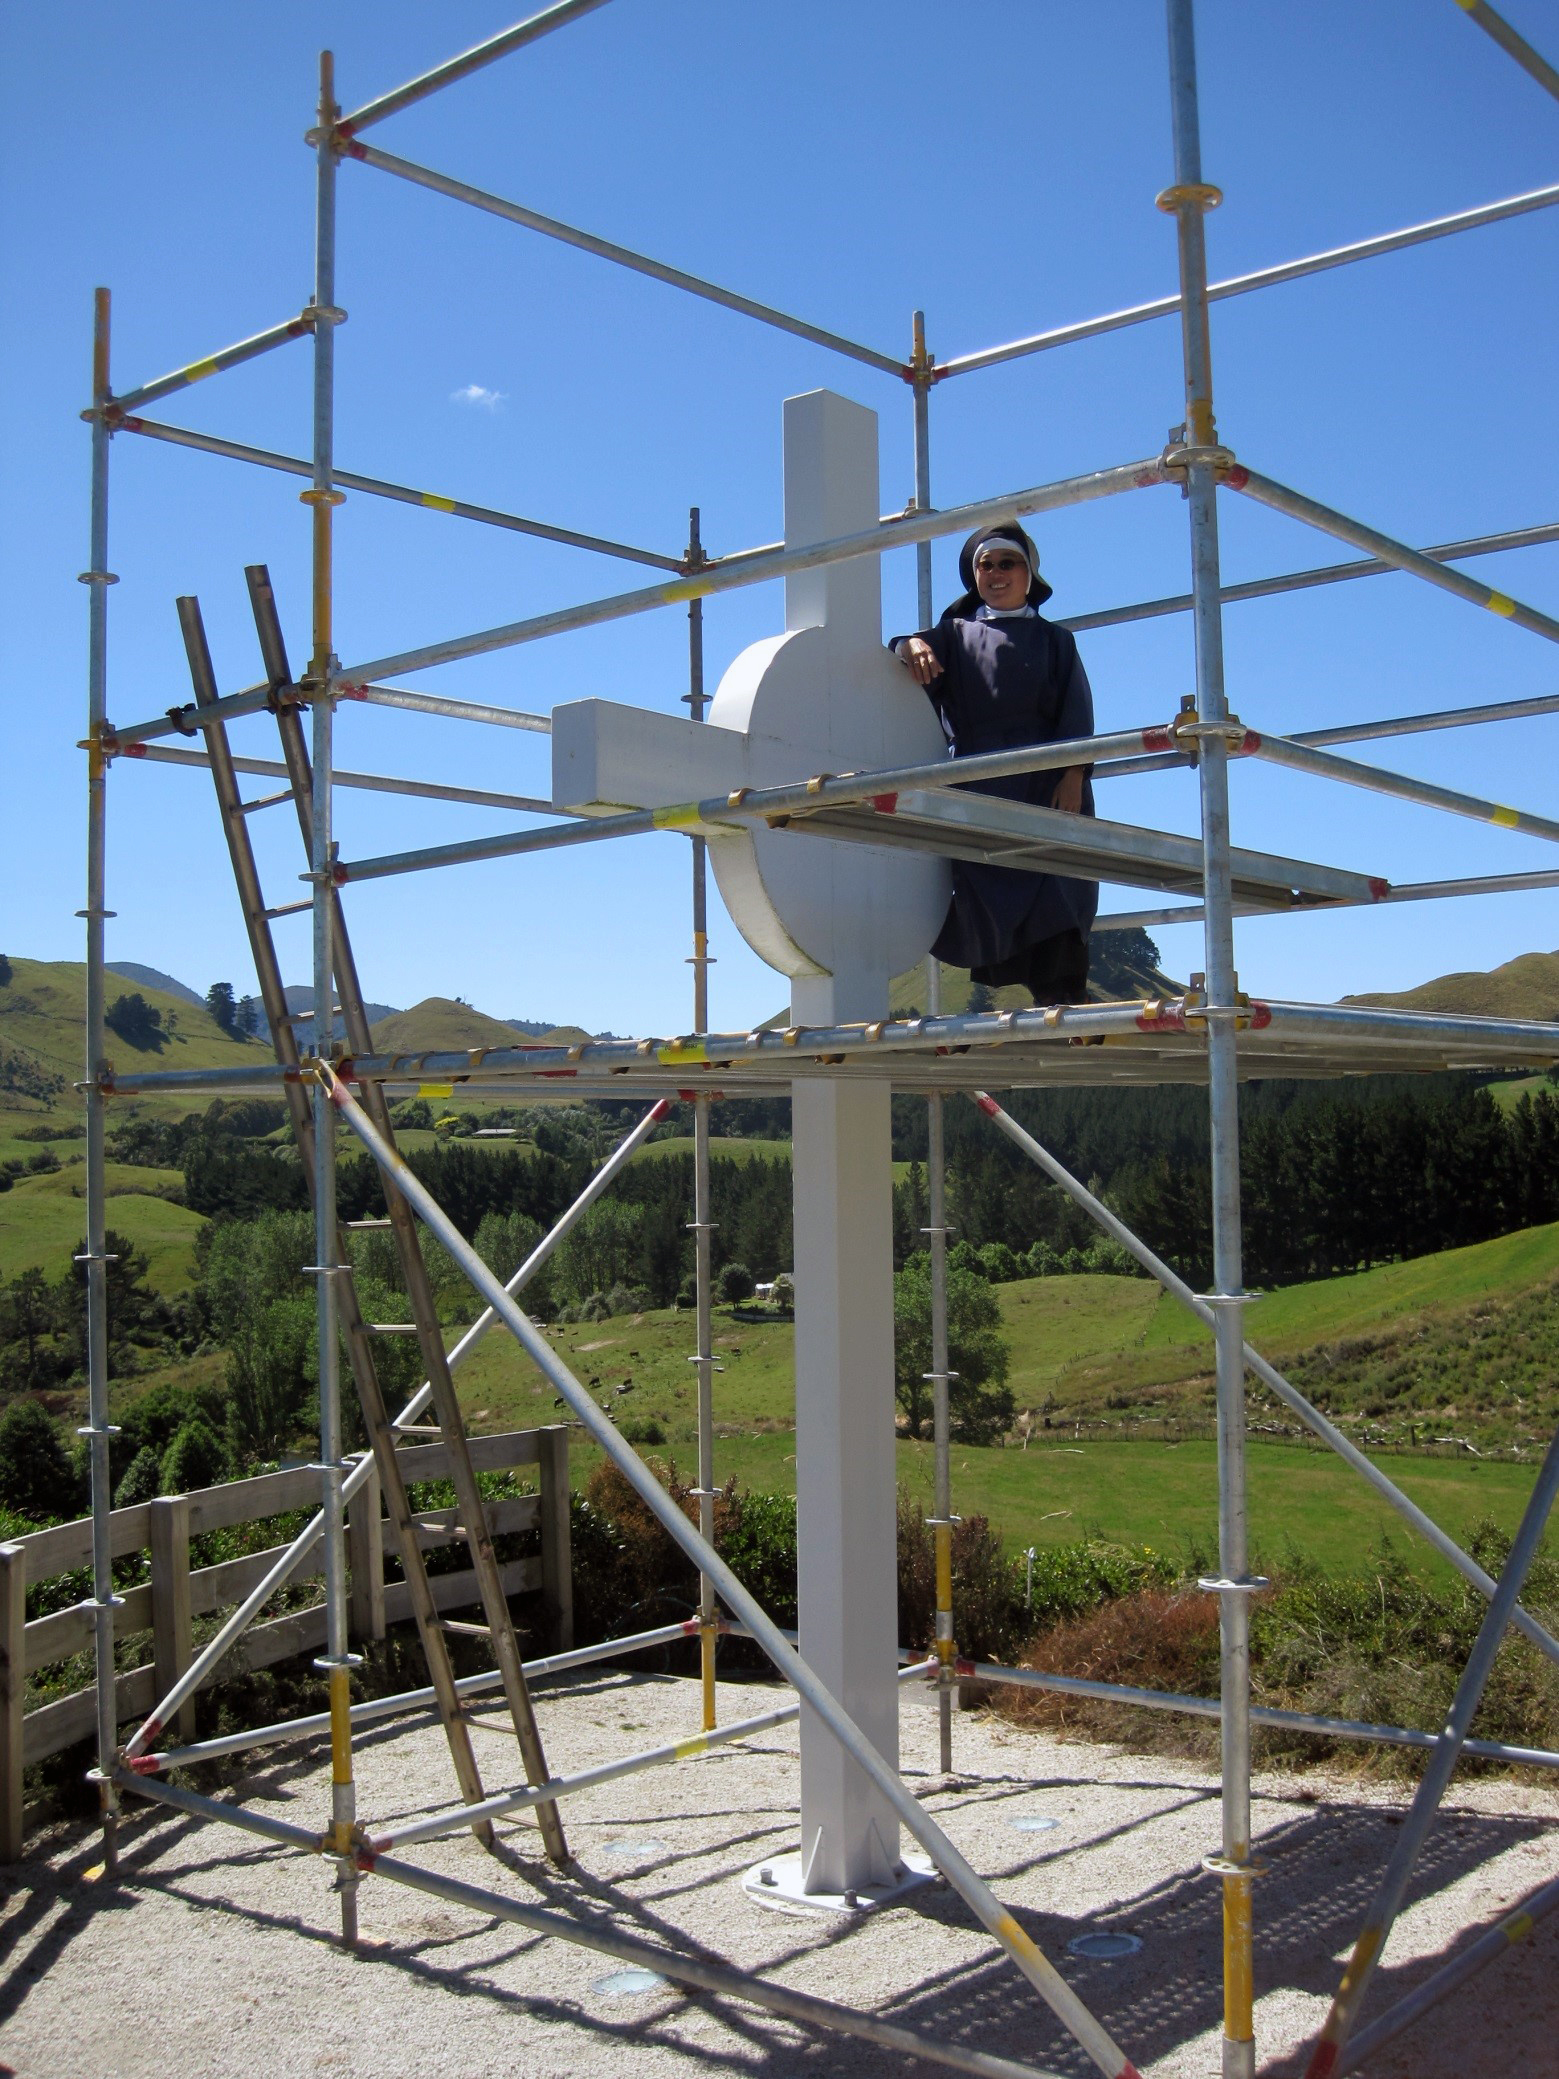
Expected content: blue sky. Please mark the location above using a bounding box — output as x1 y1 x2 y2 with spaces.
3 1 1556 1033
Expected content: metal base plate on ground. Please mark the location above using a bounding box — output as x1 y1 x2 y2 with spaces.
742 1848 936 1916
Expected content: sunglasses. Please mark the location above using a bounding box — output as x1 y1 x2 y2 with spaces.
976 555 1027 575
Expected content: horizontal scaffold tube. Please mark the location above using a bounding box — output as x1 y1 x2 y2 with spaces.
334 716 1191 885
970 1092 1559 1668
1338 1874 1559 2073
1226 464 1559 645
123 741 553 815
104 312 315 416
1065 518 1559 635
935 181 1559 379
110 411 680 570
1096 686 1559 781
130 1622 700 1775
956 1658 1559 1770
333 455 1168 687
117 1763 1077 2079
341 683 552 732
1096 864 1559 933
100 995 1559 1105
346 139 905 377
121 1098 670 1760
367 1660 936 1854
1248 731 1559 844
336 0 613 136
322 1066 1144 2079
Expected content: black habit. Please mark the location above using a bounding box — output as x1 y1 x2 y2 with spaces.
888 608 1100 983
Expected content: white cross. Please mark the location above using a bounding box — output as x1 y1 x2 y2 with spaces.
551 388 950 987
552 391 941 1896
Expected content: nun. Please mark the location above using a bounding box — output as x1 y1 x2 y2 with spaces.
889 522 1098 1005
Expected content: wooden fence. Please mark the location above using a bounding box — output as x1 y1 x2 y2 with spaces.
0 1425 570 1858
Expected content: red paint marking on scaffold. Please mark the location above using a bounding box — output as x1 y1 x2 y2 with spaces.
1225 464 1250 490
1304 2044 1340 2079
1117 2064 1145 2079
954 1657 978 1678
974 1093 1001 1118
1249 1002 1273 1030
1133 465 1165 488
1368 878 1390 902
1137 1003 1188 1033
138 1715 163 1745
339 134 368 157
1238 730 1262 754
536 1069 579 1079
338 682 369 702
356 1842 382 1871
649 1097 673 1117
123 742 148 760
126 1753 164 1776
1141 727 1174 753
869 792 899 813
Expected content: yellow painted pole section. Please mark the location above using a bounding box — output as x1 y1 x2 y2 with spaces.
935 1526 954 1661
329 1663 354 1850
1222 1869 1254 2052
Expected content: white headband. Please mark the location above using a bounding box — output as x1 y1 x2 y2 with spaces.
972 534 1034 573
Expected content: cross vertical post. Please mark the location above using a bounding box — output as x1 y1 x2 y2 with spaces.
785 395 903 1892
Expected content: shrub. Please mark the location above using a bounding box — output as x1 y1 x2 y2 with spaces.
160 1417 231 1494
606 1282 652 1316
104 991 164 1050
113 1445 164 1509
896 1495 1033 1665
717 1262 755 1304
976 1241 1022 1283
619 1417 666 1446
0 1398 83 1521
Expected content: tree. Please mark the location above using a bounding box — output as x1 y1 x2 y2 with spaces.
104 992 164 1050
160 1417 231 1493
0 953 12 986
893 1255 1013 1444
0 1398 82 1521
204 983 239 1036
236 995 260 1038
718 1261 755 1303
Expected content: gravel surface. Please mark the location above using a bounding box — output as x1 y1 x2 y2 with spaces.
4 1669 1556 2078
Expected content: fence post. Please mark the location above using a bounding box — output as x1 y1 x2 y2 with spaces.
0 1544 24 1861
538 1426 573 1652
148 1496 195 1745
347 1455 386 1644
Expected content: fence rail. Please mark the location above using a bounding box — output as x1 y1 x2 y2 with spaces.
0 1425 569 1857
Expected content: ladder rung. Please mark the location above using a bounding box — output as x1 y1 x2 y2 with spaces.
343 1218 394 1231
393 1423 443 1438
286 1006 343 1022
236 787 296 815
368 1322 420 1335
439 1618 490 1637
410 1515 469 1540
262 898 312 920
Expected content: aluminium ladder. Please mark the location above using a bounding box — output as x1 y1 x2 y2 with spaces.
175 567 567 1866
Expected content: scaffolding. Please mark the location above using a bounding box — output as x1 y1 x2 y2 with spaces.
69 3 1559 2075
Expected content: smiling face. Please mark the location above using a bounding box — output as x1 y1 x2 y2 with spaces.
973 543 1032 611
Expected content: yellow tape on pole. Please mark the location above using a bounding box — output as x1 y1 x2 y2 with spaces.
1492 804 1521 828
420 492 457 513
658 1040 710 1065
185 358 220 385
1487 590 1517 617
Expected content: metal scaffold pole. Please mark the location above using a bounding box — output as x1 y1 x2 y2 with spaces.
81 285 121 1875
911 310 958 1770
1162 6 1257 2075
684 506 720 1731
303 49 359 1945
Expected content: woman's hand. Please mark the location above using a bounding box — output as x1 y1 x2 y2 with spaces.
896 636 943 686
1052 766 1086 815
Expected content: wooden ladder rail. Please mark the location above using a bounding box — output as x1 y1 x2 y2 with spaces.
176 592 499 1848
244 564 568 1868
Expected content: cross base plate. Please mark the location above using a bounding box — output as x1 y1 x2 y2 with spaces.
741 1849 936 1917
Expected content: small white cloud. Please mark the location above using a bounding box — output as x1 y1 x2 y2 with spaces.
450 382 505 410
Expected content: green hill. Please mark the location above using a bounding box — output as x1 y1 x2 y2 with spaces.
1342 948 1559 1022
0 957 268 1137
